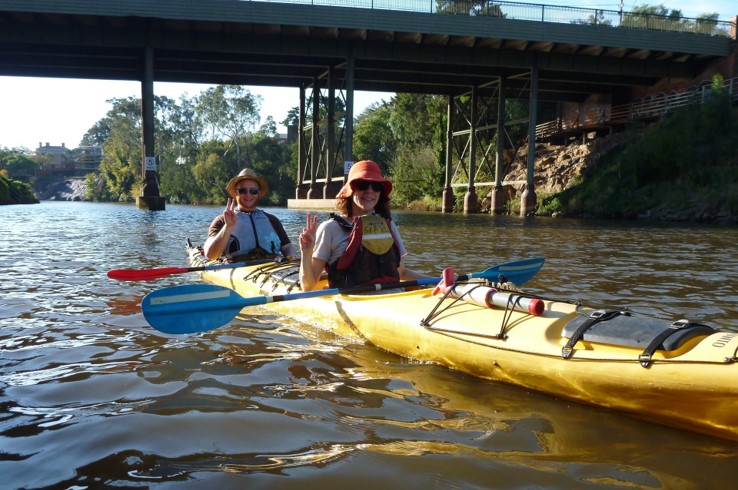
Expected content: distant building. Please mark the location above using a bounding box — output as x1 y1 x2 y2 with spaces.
34 142 103 176
74 146 103 174
36 142 72 168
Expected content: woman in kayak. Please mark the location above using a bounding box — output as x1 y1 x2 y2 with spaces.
204 168 298 262
298 160 427 291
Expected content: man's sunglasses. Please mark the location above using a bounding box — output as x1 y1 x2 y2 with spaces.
237 188 260 195
353 180 384 192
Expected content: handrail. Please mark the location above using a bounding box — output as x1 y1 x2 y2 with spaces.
243 1 736 39
535 77 738 139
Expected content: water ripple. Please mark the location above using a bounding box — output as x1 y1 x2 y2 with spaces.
2 202 738 489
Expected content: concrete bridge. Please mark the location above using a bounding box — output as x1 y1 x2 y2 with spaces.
0 0 735 212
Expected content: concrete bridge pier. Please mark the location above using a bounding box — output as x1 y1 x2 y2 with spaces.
520 62 539 217
136 45 165 211
442 187 455 212
490 185 509 214
520 185 537 216
464 186 479 214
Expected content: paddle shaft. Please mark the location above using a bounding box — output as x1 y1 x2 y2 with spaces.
142 257 544 334
257 276 452 306
107 258 277 281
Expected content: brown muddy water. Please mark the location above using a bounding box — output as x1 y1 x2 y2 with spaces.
1 201 737 489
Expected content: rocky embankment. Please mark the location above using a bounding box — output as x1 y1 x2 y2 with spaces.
36 178 87 201
503 131 632 199
477 137 599 213
501 130 735 223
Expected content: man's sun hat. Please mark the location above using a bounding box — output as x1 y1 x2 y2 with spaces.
337 160 392 198
226 168 269 199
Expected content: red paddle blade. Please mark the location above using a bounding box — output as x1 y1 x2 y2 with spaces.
107 267 189 281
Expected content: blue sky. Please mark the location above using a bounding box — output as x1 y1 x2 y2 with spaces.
1 0 735 151
556 0 734 19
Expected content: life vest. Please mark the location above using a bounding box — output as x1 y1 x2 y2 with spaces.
225 209 282 261
327 213 401 288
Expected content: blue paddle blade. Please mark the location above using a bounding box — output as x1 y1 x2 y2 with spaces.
471 257 545 284
142 283 265 334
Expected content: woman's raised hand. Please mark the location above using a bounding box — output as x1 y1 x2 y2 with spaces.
299 212 318 252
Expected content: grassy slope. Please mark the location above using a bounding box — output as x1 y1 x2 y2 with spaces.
542 88 738 222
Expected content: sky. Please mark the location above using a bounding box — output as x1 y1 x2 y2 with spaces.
558 0 734 18
0 78 391 151
0 0 734 151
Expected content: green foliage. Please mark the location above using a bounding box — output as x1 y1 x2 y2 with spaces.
623 4 721 35
81 120 111 146
0 174 7 203
2 153 39 180
389 146 443 206
352 104 397 165
195 85 262 169
83 173 101 202
537 195 563 216
388 94 446 154
435 0 504 16
95 101 141 202
0 173 38 204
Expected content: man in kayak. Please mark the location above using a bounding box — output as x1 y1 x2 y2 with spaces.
204 168 298 262
298 160 426 291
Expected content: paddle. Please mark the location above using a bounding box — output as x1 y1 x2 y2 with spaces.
107 258 278 281
141 257 544 334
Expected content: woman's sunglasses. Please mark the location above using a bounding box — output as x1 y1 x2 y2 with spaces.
237 188 260 195
353 180 384 192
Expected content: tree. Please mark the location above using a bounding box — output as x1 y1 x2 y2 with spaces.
191 142 235 203
250 123 295 206
282 107 299 128
388 93 446 154
620 4 720 34
352 103 397 165
572 10 612 26
436 0 504 17
1 153 39 180
93 97 141 201
81 119 111 146
195 85 262 168
80 84 300 206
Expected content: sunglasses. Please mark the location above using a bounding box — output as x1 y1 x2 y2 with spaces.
353 180 384 192
237 188 260 195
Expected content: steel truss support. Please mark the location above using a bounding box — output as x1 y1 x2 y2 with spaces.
295 57 355 200
444 65 539 216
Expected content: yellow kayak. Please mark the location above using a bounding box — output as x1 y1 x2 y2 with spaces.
144 245 738 442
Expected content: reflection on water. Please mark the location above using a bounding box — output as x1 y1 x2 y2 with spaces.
1 201 737 489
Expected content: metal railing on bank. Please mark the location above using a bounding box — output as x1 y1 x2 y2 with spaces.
245 0 736 38
535 76 738 140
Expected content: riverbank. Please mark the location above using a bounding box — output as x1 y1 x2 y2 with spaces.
541 90 738 223
0 174 38 205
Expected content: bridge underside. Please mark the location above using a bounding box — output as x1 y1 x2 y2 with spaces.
0 0 731 213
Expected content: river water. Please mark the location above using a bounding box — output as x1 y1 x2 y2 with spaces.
2 201 738 489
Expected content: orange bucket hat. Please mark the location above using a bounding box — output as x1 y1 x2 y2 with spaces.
337 160 392 198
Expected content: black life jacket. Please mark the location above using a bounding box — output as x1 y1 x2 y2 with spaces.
327 213 401 288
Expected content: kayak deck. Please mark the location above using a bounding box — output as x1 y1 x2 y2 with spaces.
186 247 738 442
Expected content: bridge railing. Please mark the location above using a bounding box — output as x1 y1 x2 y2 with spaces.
249 1 736 38
536 77 738 139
